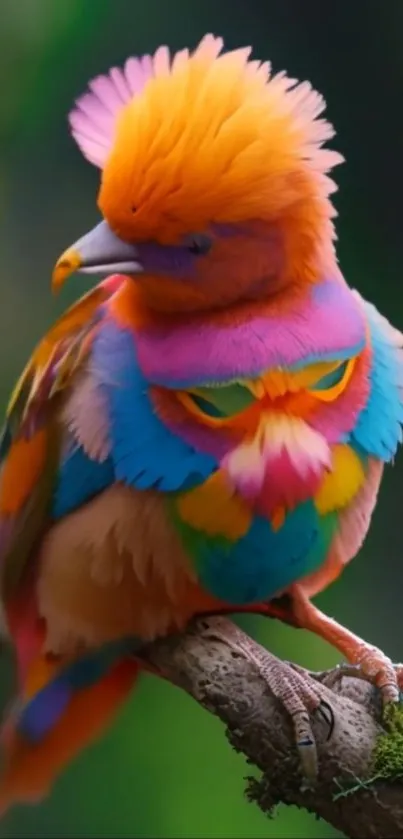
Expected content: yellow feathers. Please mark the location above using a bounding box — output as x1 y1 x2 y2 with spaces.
248 359 348 399
309 358 356 402
177 471 251 540
178 441 366 537
315 444 366 515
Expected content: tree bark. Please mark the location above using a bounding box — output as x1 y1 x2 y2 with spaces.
142 616 403 839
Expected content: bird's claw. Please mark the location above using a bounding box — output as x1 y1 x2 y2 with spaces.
203 619 334 783
293 657 403 718
252 654 335 783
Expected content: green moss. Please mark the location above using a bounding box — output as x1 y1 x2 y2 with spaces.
372 703 403 782
333 704 403 801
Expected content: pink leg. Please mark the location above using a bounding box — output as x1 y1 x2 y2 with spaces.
289 585 401 706
201 594 302 628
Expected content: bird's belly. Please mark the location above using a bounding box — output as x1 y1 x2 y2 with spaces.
37 485 222 656
174 482 332 606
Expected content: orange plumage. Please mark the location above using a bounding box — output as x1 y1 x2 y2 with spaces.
65 34 344 311
99 37 341 252
0 431 47 514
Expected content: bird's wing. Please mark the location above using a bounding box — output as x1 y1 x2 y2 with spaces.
0 277 145 812
0 279 125 727
349 293 403 463
0 276 223 811
1 274 220 646
0 281 121 599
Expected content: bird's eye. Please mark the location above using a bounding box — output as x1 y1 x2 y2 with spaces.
186 233 212 256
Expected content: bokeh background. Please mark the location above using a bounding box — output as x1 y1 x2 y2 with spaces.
1 1 403 836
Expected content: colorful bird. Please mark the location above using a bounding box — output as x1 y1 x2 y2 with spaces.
0 33 402 811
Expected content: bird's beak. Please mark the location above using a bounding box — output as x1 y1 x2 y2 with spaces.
52 220 144 292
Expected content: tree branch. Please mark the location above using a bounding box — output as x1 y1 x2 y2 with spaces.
142 616 403 839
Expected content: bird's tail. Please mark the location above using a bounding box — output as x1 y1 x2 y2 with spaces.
0 637 140 814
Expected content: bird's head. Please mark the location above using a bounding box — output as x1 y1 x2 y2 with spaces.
53 34 343 313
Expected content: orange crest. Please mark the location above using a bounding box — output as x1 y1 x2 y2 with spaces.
70 34 343 246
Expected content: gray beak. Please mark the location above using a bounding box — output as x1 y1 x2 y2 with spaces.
52 220 144 291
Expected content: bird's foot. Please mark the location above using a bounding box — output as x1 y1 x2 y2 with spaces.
288 586 403 713
308 658 403 709
203 618 334 783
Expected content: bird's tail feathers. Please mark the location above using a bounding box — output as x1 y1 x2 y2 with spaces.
0 639 140 814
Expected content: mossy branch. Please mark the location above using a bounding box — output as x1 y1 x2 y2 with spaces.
142 616 403 839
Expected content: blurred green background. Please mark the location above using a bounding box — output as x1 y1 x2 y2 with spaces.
1 1 402 836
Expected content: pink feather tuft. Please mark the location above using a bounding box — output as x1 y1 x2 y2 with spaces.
69 57 154 167
69 35 224 168
222 414 330 514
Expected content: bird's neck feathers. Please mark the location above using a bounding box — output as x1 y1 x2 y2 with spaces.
107 267 365 391
108 257 352 347
109 204 338 323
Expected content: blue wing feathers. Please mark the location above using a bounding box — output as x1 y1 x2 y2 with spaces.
52 443 114 519
352 299 403 461
92 320 217 492
52 317 217 518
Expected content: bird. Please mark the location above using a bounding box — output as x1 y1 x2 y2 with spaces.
0 32 402 811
